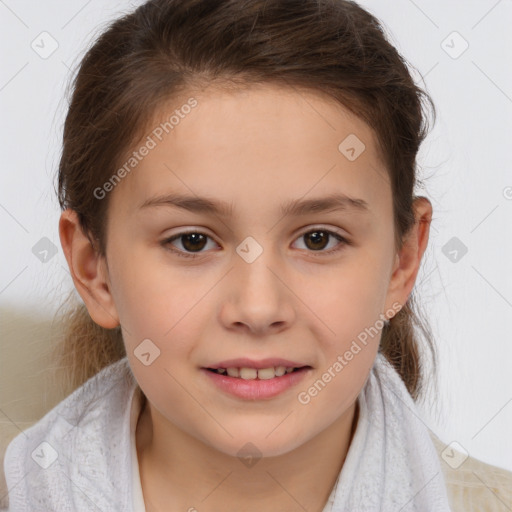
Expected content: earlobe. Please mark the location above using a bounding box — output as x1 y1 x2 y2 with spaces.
58 208 120 329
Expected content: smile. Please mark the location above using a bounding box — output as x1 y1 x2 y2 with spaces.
201 366 312 400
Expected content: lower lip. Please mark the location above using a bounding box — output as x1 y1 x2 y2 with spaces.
201 367 311 400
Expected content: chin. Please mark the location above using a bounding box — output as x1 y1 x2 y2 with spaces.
203 428 308 460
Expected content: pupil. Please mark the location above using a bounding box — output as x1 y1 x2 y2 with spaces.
306 231 328 250
182 233 207 252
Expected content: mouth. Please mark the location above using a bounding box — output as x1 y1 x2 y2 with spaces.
201 360 313 400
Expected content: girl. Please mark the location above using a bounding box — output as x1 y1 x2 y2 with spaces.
3 0 511 511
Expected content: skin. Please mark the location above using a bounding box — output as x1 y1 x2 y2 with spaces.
59 83 432 511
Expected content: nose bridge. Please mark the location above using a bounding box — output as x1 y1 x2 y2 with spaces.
234 233 281 295
220 233 293 333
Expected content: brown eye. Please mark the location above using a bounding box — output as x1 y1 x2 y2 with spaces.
293 228 349 255
162 231 217 258
303 230 330 250
179 233 208 252
162 227 349 260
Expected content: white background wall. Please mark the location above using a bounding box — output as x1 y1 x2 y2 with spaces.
1 0 511 472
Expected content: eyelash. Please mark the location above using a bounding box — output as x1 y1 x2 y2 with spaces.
161 228 351 259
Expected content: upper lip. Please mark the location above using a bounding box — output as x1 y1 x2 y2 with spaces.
204 358 311 370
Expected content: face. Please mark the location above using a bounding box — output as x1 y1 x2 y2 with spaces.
100 84 404 457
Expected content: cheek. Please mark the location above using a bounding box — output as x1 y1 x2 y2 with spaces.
109 247 209 363
297 353 374 414
310 250 391 345
296 270 382 425
110 241 180 316
119 283 210 426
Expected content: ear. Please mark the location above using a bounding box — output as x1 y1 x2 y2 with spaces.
58 208 120 329
384 196 432 316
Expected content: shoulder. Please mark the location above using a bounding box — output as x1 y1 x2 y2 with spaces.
5 356 134 448
1 357 137 512
430 431 512 512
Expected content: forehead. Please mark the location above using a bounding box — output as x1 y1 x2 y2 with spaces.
109 83 390 222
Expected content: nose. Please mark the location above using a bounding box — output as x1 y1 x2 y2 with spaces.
218 247 295 336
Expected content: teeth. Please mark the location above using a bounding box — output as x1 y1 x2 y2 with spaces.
240 367 258 380
216 366 299 379
275 366 286 377
257 367 275 380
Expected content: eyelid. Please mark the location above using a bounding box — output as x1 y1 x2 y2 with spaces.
162 228 220 259
293 225 349 242
292 226 351 255
161 225 351 259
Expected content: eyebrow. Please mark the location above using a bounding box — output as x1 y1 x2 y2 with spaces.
138 192 370 217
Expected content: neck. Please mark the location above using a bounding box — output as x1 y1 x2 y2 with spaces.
136 393 359 512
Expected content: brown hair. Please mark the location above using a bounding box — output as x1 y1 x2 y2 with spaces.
53 0 437 401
